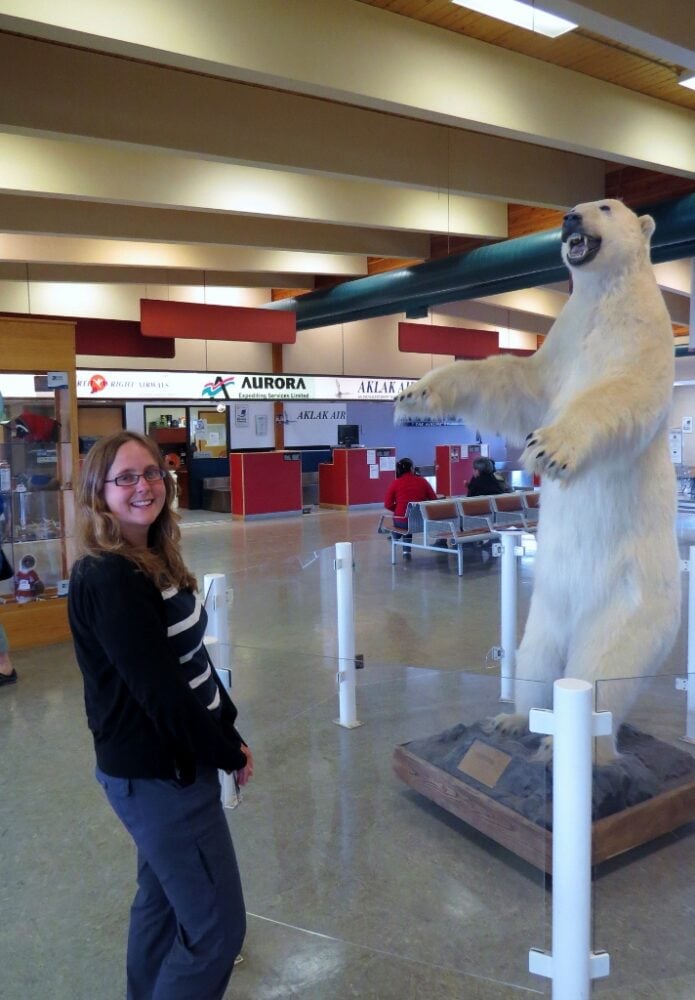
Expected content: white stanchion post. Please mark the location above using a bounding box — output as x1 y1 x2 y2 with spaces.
529 679 611 999
684 547 695 743
334 541 362 729
498 528 524 703
203 572 230 675
203 572 239 807
168 470 179 510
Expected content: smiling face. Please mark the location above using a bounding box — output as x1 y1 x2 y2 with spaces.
103 440 167 548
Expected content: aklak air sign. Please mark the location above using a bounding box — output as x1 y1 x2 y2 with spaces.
76 370 416 402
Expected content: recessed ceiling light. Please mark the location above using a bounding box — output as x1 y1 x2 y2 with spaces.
452 1 577 38
677 70 695 91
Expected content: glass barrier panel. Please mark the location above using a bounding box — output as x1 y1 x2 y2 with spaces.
180 530 535 672
225 649 550 994
594 672 695 997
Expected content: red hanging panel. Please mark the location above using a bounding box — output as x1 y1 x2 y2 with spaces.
140 299 296 344
76 319 175 358
398 322 535 358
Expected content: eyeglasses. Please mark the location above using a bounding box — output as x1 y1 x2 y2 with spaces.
104 467 167 488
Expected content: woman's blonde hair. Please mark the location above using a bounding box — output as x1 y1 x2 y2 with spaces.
76 430 196 591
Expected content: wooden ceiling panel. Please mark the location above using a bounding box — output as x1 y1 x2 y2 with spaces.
358 0 695 111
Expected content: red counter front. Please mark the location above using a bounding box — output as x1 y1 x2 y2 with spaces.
319 447 396 508
230 450 302 519
435 444 489 496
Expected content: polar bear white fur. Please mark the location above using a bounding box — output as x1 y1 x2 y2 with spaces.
395 199 680 760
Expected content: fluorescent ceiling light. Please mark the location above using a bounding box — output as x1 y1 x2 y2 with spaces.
452 1 577 38
678 71 695 91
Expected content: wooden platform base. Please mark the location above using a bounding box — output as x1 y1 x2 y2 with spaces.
393 743 695 873
0 597 70 650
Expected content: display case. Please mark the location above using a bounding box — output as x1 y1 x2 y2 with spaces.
0 317 77 648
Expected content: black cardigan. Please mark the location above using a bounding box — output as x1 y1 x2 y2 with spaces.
467 471 504 497
68 553 247 784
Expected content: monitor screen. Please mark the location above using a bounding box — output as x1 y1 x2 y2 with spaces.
337 424 360 447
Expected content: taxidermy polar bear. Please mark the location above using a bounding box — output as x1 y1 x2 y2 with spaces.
395 199 680 760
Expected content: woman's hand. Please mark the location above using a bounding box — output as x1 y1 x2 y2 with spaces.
237 745 254 786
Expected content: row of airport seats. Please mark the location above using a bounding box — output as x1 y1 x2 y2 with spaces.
377 491 539 576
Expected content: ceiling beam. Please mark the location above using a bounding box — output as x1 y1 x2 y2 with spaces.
0 194 431 259
0 32 605 209
541 1 695 72
0 232 368 277
0 132 508 238
0 0 691 175
0 262 315 288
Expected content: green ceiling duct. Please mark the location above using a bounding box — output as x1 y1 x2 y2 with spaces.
267 193 695 332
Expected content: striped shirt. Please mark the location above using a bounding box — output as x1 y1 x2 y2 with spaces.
162 587 222 720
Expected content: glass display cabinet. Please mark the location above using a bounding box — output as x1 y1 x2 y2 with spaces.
0 316 77 648
0 381 74 597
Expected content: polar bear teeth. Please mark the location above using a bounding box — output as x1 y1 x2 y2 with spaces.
568 235 588 259
566 233 601 263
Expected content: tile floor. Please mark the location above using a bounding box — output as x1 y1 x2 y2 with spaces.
1 507 693 999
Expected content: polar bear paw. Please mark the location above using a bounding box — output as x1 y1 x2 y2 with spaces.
394 369 461 423
521 421 585 480
483 712 529 738
532 736 553 764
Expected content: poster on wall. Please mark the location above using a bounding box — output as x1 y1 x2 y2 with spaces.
235 404 249 427
255 414 268 436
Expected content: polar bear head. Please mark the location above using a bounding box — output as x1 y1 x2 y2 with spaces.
561 199 655 274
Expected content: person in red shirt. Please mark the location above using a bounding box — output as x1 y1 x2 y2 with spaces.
384 457 436 533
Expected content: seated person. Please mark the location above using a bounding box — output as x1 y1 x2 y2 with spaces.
467 457 505 497
384 459 436 553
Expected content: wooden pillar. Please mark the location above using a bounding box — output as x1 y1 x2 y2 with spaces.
271 343 285 450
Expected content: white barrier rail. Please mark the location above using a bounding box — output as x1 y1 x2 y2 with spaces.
529 679 612 998
334 541 362 729
681 546 695 744
495 528 526 703
203 572 240 808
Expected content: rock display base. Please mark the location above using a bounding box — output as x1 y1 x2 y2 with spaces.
393 722 695 872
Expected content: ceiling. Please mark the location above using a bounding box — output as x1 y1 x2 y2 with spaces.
0 0 692 343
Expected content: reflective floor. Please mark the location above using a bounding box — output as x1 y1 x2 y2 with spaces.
1 507 694 999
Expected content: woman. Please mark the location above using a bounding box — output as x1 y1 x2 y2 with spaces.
69 431 252 1000
384 457 437 558
466 456 505 497
384 457 436 529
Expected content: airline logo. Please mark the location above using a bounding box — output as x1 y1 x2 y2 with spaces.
202 375 235 398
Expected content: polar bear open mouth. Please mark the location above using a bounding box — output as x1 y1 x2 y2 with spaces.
565 233 601 265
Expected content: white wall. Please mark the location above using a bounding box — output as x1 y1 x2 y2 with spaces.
671 384 695 466
228 401 274 449
79 338 274 373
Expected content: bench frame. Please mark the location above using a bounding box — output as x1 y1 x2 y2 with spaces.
378 491 540 576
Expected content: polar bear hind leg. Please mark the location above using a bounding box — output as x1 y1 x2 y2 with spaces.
486 588 678 764
558 594 679 764
484 596 567 738
520 593 679 765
